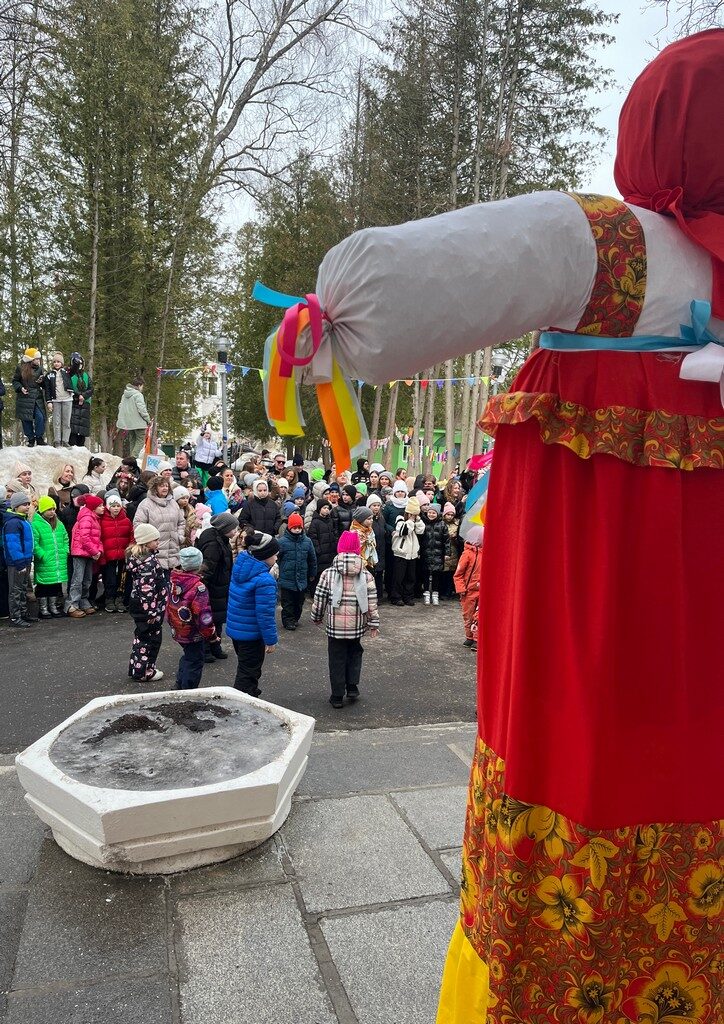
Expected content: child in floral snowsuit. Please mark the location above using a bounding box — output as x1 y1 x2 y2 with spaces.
127 522 169 682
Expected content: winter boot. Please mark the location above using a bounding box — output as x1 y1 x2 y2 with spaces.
38 597 52 619
423 591 431 605
49 597 63 617
431 591 439 605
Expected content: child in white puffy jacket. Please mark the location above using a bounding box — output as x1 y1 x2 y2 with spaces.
390 496 425 606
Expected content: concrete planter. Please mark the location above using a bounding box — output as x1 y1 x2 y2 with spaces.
15 688 315 875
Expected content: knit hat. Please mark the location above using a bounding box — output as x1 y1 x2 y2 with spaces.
206 476 223 490
21 347 40 362
392 481 408 496
105 491 123 507
328 482 340 493
316 499 331 514
248 532 280 560
427 503 440 517
37 495 56 514
243 473 259 488
292 483 307 500
342 484 357 501
352 506 372 523
292 453 304 466
282 500 297 517
337 530 361 555
356 482 368 495
287 512 304 529
10 492 31 509
416 489 430 506
84 494 103 511
276 477 289 490
252 478 269 497
310 467 325 481
194 502 211 520
406 496 421 515
173 486 190 500
369 463 385 474
5 478 25 494
179 546 203 570
443 502 456 516
366 493 382 507
134 522 160 544
71 483 90 506
157 460 173 472
312 481 328 500
13 461 31 476
210 512 238 536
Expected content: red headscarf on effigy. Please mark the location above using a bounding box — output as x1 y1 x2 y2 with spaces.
614 29 724 318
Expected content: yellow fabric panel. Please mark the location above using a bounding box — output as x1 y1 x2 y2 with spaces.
436 921 489 1024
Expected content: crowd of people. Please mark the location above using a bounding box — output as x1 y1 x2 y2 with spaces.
0 439 483 706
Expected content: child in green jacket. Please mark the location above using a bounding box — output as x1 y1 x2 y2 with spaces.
31 495 70 617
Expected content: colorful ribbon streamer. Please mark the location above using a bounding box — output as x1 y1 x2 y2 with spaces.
253 279 369 471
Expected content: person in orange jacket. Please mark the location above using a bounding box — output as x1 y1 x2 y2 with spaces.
453 525 482 651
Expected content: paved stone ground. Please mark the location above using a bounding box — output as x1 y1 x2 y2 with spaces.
1 600 475 755
1 722 475 1024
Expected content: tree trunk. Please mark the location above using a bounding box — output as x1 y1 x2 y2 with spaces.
474 347 493 452
465 349 484 462
382 382 399 471
407 377 423 476
472 0 490 204
152 226 184 442
459 352 472 463
423 366 439 474
87 162 100 377
368 384 383 461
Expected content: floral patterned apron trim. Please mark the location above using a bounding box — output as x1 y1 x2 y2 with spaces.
561 193 648 337
481 391 724 470
459 738 723 1024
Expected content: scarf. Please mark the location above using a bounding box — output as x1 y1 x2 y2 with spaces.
330 555 369 613
614 29 724 318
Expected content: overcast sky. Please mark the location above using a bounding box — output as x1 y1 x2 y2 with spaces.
584 1 672 195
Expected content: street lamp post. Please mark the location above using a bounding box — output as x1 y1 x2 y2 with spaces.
217 341 229 466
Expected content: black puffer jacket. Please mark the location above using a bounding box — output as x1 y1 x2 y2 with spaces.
238 496 281 536
335 499 355 536
11 364 45 421
196 526 233 623
69 371 93 436
308 510 337 573
423 518 450 573
125 482 148 523
370 513 386 572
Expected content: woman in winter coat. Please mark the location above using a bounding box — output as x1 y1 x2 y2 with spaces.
12 348 46 446
277 513 317 630
48 464 76 509
440 502 461 597
9 462 39 518
132 475 185 571
238 478 281 536
443 477 466 518
68 353 93 447
194 429 221 475
31 495 69 617
195 511 239 660
82 456 107 494
382 481 409 597
67 494 104 616
99 493 133 611
43 352 74 448
304 480 330 528
308 500 337 582
116 378 150 457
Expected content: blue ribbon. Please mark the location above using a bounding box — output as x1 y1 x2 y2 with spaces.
252 280 305 309
540 300 722 353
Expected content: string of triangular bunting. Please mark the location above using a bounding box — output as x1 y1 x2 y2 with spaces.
157 363 491 389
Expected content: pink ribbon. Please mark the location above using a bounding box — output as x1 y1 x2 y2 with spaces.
277 294 325 379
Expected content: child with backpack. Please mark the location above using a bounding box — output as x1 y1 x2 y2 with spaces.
166 547 217 689
311 530 379 709
453 525 483 651
127 522 168 682
31 495 69 618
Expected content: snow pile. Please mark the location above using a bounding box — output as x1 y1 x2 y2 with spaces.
0 445 121 495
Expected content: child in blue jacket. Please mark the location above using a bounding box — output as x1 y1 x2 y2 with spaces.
225 532 279 697
2 492 34 627
277 512 317 631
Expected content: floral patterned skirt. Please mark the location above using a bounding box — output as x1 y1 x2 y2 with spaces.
437 350 723 1022
437 741 722 1024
